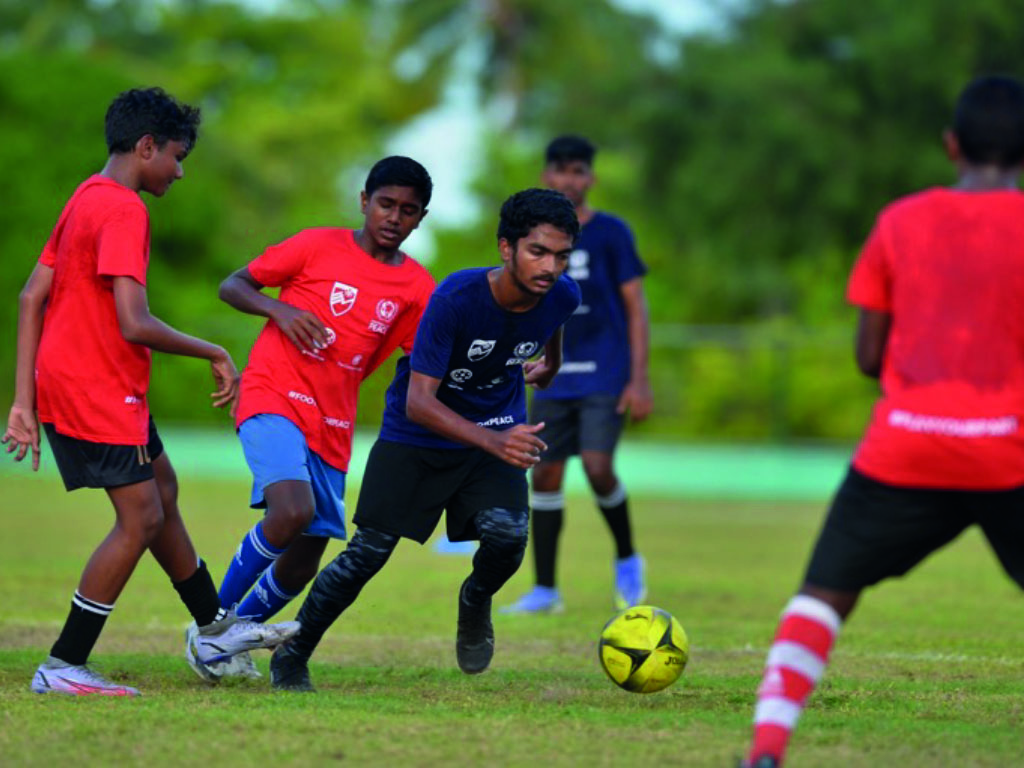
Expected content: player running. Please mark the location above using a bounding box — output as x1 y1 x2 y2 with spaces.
742 75 1024 767
268 188 582 691
187 156 436 681
3 87 297 697
504 135 652 615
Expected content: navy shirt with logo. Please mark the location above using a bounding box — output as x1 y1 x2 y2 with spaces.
379 267 581 449
534 212 646 400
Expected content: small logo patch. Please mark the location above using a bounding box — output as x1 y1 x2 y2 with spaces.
468 339 496 362
376 299 399 322
514 341 538 359
330 282 358 316
450 368 473 383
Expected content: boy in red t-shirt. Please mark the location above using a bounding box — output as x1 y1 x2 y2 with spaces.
191 156 436 681
4 88 298 697
742 76 1024 768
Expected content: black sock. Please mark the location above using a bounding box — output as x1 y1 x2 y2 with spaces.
172 560 222 626
50 592 113 666
598 485 634 560
531 507 563 588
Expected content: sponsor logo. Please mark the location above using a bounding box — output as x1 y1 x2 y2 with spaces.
330 282 358 316
514 341 538 358
450 368 473 383
288 390 318 406
888 410 1018 438
376 299 399 323
468 339 496 362
322 416 352 429
568 249 590 281
560 361 598 374
124 395 141 405
368 320 389 334
302 326 337 362
573 304 591 315
477 414 515 427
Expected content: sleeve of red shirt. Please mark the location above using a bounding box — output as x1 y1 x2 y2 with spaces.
846 216 893 312
96 203 150 285
247 232 311 287
39 226 59 267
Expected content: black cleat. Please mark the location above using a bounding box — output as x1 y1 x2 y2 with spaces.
456 579 494 674
270 645 315 693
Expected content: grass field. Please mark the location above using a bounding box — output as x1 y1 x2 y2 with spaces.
2 471 1022 767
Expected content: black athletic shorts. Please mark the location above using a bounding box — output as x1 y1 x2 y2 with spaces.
43 417 165 492
352 439 529 544
804 466 1024 591
529 393 625 461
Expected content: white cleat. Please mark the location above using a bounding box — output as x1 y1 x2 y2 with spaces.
184 622 221 683
213 651 262 680
32 657 140 697
192 612 300 666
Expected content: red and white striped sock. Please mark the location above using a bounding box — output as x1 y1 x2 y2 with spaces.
748 594 842 764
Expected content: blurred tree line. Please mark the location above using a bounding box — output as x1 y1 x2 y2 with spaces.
2 0 1022 441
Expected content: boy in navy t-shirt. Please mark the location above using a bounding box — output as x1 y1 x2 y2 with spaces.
268 188 581 690
505 135 652 615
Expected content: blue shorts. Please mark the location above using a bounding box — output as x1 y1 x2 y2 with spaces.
238 414 347 540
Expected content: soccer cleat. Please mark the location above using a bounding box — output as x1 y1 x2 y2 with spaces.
614 553 647 609
270 646 315 692
456 579 494 674
31 658 140 697
498 585 564 615
184 621 222 683
215 651 262 680
737 757 780 768
191 611 301 666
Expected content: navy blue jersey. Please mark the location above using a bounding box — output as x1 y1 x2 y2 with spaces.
534 212 646 400
379 267 581 449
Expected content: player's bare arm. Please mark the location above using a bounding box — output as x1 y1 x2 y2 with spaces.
855 308 892 379
112 275 239 409
3 263 54 470
406 370 547 469
219 266 328 353
523 328 563 390
616 276 653 421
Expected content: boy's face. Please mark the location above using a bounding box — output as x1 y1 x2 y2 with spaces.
499 223 573 296
542 159 594 207
139 137 188 197
360 185 427 250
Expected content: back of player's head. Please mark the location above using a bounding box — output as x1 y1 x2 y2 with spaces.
953 76 1024 168
105 87 200 155
365 156 433 207
497 188 580 247
545 135 597 167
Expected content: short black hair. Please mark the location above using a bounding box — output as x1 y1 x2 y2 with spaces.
545 135 596 166
364 156 433 207
105 87 200 155
497 188 580 248
953 76 1024 167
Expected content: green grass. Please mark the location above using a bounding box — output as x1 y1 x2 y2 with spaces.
1 473 1022 766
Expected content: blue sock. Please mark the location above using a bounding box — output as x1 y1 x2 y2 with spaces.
218 522 286 610
235 563 302 622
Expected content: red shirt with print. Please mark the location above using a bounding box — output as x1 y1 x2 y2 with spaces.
236 228 435 471
36 175 152 444
848 187 1024 489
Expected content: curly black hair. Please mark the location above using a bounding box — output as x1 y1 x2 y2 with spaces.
105 87 200 155
954 75 1024 167
365 156 433 207
497 188 580 248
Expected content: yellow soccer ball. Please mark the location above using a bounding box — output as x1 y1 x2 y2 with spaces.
598 605 689 693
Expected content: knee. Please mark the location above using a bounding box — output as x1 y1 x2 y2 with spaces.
477 508 529 555
331 528 398 581
532 462 563 492
581 456 616 493
124 504 165 545
268 500 316 540
158 474 179 515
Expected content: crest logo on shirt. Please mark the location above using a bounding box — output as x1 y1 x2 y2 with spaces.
330 282 358 316
450 368 473 383
468 339 496 362
376 299 399 323
568 249 590 281
514 341 539 359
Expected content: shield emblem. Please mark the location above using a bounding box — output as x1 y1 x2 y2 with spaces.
468 339 496 362
330 282 358 316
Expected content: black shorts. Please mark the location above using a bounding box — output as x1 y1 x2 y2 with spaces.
43 417 165 492
530 393 625 461
804 467 1024 591
352 439 528 544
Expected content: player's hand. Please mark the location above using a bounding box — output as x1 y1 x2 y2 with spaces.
3 402 41 471
524 356 558 390
617 379 653 422
489 422 547 469
270 303 329 354
209 349 241 417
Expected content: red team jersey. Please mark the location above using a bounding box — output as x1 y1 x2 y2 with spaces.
236 228 436 472
848 187 1024 489
36 175 152 444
